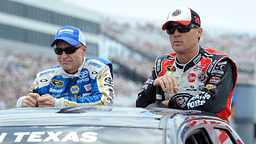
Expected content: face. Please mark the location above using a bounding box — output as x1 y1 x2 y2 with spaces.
55 40 87 74
167 22 203 55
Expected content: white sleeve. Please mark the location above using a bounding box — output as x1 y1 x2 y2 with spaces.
54 98 95 107
16 96 26 108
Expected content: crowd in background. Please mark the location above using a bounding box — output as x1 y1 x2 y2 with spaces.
100 19 256 85
0 20 255 109
111 56 153 77
0 50 58 109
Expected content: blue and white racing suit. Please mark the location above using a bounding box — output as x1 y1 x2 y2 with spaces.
17 57 114 107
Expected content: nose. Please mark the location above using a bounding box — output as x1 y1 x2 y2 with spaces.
173 29 181 37
173 29 180 34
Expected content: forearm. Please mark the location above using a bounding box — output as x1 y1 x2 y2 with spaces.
136 82 156 108
54 94 113 107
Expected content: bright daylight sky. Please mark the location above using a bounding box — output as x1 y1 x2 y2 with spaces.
62 0 256 36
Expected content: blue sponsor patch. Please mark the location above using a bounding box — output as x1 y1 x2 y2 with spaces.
70 85 79 94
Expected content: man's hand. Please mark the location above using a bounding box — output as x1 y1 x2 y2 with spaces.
37 94 55 107
21 93 40 107
153 75 179 94
162 100 169 106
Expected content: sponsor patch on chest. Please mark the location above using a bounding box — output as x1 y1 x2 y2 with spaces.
51 80 64 87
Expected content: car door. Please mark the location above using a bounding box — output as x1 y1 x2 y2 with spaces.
176 118 244 144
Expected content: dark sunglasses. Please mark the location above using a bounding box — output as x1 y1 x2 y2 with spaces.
166 24 199 34
54 45 83 55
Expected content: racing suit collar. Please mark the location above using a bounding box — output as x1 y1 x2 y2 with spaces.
175 45 202 72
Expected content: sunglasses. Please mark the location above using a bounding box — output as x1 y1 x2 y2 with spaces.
54 45 83 55
166 24 199 34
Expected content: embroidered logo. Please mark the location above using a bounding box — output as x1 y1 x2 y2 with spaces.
84 84 92 91
166 65 176 72
51 80 64 87
187 73 196 83
198 73 207 83
70 85 79 94
172 9 181 16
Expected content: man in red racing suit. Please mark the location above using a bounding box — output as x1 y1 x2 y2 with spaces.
136 7 237 122
136 46 237 122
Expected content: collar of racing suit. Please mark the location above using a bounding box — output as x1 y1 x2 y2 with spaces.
175 46 202 72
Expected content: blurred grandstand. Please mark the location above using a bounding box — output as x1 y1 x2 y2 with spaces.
0 0 255 109
100 18 256 86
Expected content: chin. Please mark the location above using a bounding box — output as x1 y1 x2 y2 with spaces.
173 47 185 52
62 65 70 70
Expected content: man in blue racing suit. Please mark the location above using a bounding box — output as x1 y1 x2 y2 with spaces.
17 26 114 107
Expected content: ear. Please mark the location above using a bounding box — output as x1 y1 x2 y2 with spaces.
197 27 203 37
82 45 87 55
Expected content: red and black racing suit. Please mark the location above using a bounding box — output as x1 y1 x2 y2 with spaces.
136 47 237 122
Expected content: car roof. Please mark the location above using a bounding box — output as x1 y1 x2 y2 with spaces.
0 106 224 129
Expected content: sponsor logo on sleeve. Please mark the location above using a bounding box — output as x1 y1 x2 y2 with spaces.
89 62 102 68
205 84 216 93
103 77 114 88
104 77 113 85
209 77 220 84
108 88 114 98
156 59 162 73
216 60 227 70
173 93 192 108
207 60 217 73
187 92 211 109
176 96 189 108
40 79 48 83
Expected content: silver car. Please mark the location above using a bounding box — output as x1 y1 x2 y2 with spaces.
0 106 244 144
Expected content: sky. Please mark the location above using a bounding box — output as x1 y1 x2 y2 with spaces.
62 0 256 36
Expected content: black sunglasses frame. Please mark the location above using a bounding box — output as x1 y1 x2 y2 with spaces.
166 24 199 34
54 45 83 55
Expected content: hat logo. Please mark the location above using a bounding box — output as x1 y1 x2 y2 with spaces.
194 16 200 25
58 29 74 35
172 9 181 16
